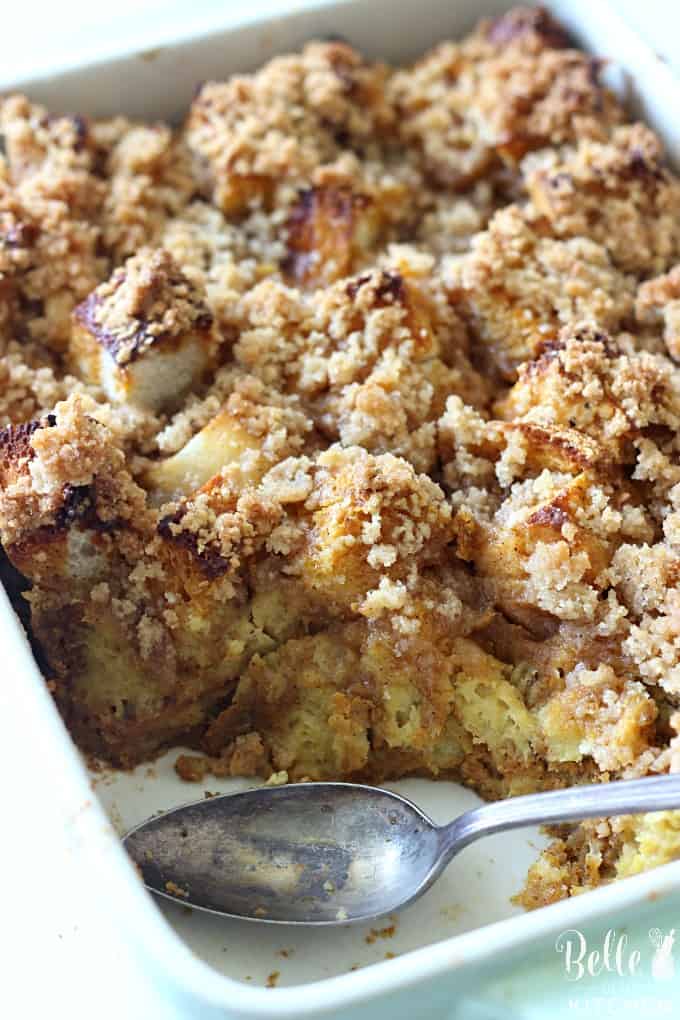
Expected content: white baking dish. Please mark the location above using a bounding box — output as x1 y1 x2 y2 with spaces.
4 1 680 1016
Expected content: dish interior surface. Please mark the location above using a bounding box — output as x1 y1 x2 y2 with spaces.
96 755 547 986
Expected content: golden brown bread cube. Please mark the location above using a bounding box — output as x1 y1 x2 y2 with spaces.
145 375 312 504
390 20 622 189
524 124 680 276
288 446 455 613
184 42 394 214
71 248 216 412
450 206 635 379
496 323 680 463
282 178 409 288
456 470 627 627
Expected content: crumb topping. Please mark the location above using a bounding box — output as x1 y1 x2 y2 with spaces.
75 248 213 364
636 264 680 360
185 41 394 213
389 24 622 189
524 123 680 275
450 205 636 378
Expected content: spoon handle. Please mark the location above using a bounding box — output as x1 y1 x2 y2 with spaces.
439 773 680 862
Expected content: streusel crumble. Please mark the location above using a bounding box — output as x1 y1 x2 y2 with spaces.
3 6 680 908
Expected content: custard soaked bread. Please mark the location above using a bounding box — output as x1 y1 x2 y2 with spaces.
3 7 680 907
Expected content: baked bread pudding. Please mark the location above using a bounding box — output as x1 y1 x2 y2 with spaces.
3 6 680 908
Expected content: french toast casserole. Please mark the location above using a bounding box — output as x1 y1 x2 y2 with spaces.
3 5 680 908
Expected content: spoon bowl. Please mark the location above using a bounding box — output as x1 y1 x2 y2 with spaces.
124 783 441 924
124 773 680 925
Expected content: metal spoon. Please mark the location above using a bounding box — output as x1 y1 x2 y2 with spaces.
123 774 680 926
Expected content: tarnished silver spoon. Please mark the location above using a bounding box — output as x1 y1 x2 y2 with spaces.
123 775 680 926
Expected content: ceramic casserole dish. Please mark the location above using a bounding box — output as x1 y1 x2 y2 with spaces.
3 1 680 1016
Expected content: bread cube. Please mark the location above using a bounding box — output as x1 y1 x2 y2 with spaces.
184 42 393 214
289 446 454 612
71 248 216 411
496 324 680 464
452 206 635 379
146 409 259 504
282 177 410 288
524 124 680 276
390 24 621 189
455 468 621 628
145 378 312 504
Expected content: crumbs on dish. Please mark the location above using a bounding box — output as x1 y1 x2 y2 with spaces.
2 6 680 908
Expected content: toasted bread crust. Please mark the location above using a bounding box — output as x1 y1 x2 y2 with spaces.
73 248 214 365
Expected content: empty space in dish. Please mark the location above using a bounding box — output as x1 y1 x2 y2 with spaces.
95 754 547 987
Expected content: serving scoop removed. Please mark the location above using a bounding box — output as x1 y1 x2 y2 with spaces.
123 775 680 926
